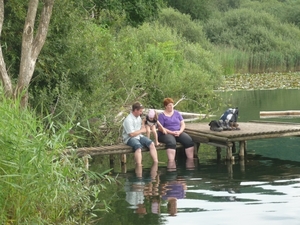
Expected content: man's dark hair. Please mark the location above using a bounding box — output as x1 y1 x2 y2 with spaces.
132 102 144 111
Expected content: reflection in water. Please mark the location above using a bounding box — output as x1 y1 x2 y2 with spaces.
124 163 159 217
97 89 300 224
98 155 300 225
124 160 193 218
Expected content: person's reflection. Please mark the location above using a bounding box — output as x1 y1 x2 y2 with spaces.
125 162 160 217
160 162 188 216
144 162 161 214
124 164 146 217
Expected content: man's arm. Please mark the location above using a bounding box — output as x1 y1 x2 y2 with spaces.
129 127 146 137
123 117 146 137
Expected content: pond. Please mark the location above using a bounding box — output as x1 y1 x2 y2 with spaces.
93 89 300 225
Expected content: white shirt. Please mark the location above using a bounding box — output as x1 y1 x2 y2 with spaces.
122 112 143 144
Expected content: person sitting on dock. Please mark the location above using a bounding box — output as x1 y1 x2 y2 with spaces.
157 98 195 166
122 102 159 165
143 109 167 146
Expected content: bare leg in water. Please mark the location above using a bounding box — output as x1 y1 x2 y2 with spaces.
185 146 194 159
148 142 158 163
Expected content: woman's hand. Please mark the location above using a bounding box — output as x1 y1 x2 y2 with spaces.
173 131 180 137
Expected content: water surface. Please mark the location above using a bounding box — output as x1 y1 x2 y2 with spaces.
95 89 300 225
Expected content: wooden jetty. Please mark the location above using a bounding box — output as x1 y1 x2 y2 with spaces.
185 120 300 160
68 121 300 168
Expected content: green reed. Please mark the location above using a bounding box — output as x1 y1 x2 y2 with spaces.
214 47 300 75
0 93 114 224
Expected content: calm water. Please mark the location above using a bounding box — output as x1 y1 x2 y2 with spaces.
95 89 300 225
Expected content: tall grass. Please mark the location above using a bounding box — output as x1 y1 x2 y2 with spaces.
214 46 300 75
0 93 114 224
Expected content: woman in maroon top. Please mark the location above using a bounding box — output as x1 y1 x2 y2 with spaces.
157 98 195 166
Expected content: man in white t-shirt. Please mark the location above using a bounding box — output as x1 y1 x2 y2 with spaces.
122 102 158 164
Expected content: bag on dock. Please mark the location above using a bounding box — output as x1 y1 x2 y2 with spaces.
219 107 240 130
209 120 223 132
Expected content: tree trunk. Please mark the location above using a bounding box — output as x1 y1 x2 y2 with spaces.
16 0 54 107
0 0 13 98
0 0 54 107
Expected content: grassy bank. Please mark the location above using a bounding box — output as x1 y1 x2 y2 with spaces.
0 95 114 224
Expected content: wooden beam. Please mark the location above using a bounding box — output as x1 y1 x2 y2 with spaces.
260 110 300 118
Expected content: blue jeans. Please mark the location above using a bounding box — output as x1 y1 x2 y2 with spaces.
126 136 153 151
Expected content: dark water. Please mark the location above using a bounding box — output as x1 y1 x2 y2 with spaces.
95 89 300 225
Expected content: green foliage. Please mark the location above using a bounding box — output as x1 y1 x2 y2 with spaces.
204 6 300 73
241 0 300 27
83 0 165 27
165 0 213 21
211 0 242 12
121 0 165 27
157 8 211 48
116 22 222 112
0 94 115 223
29 10 222 147
6 0 300 149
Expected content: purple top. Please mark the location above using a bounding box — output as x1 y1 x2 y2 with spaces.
158 110 183 135
161 182 185 200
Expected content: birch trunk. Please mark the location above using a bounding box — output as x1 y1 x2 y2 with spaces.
0 0 54 107
0 0 13 97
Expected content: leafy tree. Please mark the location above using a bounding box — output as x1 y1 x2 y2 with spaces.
204 8 300 52
0 0 54 107
241 0 300 28
165 0 213 21
157 8 211 48
84 0 165 27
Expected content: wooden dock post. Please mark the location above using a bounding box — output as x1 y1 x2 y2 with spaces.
226 161 233 179
240 158 245 172
239 141 246 159
121 154 127 173
193 142 200 158
226 142 234 160
109 155 114 168
121 154 126 164
83 154 90 170
216 147 222 161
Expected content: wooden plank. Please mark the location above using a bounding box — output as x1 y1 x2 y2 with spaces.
229 131 300 142
260 110 300 116
68 143 184 157
66 134 209 158
249 120 300 125
185 129 230 143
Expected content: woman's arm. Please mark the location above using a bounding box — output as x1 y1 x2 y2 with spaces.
157 120 167 134
179 120 185 134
